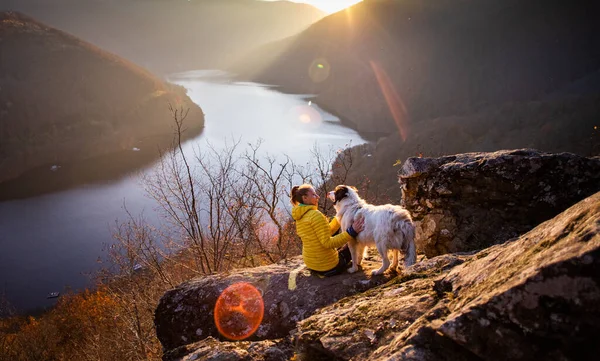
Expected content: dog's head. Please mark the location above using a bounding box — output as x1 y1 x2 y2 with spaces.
327 185 360 206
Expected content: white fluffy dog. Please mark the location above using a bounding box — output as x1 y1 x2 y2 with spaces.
328 185 416 275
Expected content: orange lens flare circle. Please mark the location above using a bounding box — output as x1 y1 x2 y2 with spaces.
214 282 264 340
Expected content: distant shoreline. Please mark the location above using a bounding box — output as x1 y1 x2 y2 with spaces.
0 125 203 202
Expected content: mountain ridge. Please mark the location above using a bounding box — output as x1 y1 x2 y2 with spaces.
0 0 325 74
232 0 600 136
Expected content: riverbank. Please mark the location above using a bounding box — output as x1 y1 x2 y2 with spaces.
0 124 203 202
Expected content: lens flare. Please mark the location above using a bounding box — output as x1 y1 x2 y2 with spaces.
214 282 264 340
299 114 312 123
369 60 410 141
309 58 331 83
290 104 323 125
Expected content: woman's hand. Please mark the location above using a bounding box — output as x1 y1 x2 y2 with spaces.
352 215 365 234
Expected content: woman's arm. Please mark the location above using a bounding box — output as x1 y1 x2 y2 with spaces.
329 216 341 235
310 211 353 249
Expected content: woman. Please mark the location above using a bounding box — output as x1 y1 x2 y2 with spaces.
291 184 364 276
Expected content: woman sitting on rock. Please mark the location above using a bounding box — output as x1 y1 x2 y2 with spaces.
291 184 364 276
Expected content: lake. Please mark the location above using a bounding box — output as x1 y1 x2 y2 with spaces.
0 70 366 314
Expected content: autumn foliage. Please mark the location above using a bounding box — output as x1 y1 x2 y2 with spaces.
1 290 127 360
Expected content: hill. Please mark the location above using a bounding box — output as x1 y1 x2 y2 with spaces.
336 93 600 205
0 0 325 75
232 0 600 137
0 11 204 188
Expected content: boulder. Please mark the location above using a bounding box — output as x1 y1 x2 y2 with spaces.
162 337 293 361
399 149 600 257
155 256 399 353
294 191 600 361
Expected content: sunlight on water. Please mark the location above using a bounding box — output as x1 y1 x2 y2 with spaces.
300 113 312 123
290 104 323 125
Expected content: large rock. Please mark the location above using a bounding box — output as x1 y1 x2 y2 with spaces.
399 149 600 257
162 337 294 361
294 191 600 361
155 256 399 353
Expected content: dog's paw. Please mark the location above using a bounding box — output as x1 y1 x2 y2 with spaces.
347 266 358 274
371 269 385 276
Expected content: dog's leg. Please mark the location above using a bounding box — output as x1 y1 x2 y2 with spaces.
347 239 359 273
390 249 399 271
355 244 366 268
372 243 390 276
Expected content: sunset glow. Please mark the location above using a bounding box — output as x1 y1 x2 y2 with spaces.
272 0 363 14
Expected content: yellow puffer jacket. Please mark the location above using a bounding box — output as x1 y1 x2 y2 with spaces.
292 204 354 272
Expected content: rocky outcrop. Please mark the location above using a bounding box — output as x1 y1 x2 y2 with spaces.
294 191 600 361
163 337 294 361
155 151 600 361
159 191 600 361
399 149 600 257
155 256 399 353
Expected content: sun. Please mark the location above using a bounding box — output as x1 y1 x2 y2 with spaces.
308 0 363 14
270 0 363 14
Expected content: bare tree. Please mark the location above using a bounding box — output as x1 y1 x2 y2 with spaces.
142 107 294 273
241 140 301 261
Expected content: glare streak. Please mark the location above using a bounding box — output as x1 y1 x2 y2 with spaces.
369 61 410 141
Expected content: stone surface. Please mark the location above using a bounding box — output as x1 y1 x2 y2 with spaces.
294 192 600 361
163 337 293 361
399 149 600 257
155 255 399 352
156 150 600 361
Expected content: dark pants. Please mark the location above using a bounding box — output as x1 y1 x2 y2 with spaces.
311 244 352 277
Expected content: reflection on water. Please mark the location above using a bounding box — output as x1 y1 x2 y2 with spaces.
0 70 366 313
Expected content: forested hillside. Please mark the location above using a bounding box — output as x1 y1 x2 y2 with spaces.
0 11 204 186
336 93 600 204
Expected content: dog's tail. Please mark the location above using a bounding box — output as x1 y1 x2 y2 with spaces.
404 234 417 268
395 219 416 268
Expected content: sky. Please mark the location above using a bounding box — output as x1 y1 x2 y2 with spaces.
270 0 363 14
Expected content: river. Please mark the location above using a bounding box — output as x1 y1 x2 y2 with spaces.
0 70 366 314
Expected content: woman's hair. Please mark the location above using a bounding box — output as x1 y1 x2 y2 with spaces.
290 184 314 205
